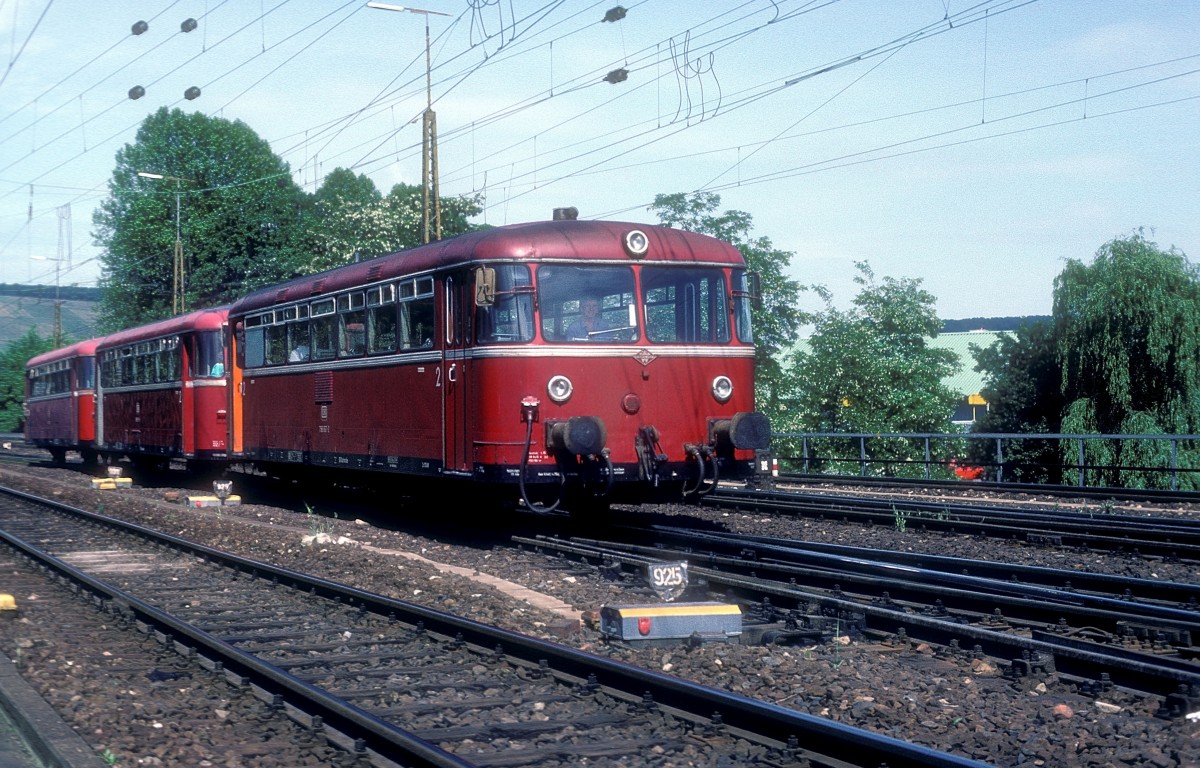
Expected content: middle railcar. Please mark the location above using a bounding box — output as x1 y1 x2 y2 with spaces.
95 306 231 469
229 216 771 507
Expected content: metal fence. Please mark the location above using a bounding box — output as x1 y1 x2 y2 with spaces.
773 432 1200 491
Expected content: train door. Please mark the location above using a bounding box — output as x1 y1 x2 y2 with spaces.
442 271 472 474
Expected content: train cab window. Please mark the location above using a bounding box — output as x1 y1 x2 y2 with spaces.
642 267 730 344
537 265 637 342
398 278 435 350
367 285 397 354
476 265 534 344
732 269 755 344
310 299 337 361
191 331 226 378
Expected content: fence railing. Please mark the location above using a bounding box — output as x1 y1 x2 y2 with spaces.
772 432 1200 491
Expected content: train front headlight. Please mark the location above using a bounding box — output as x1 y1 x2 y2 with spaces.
711 375 733 403
547 374 574 403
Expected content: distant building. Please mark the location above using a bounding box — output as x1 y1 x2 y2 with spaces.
781 329 1010 427
930 331 1008 426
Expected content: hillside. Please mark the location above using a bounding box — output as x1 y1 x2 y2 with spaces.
0 285 100 346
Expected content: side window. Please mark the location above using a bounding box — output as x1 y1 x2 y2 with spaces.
339 292 366 357
367 285 397 355
311 299 337 361
476 265 534 344
288 304 311 362
398 278 435 350
265 321 288 366
244 314 266 369
732 270 755 343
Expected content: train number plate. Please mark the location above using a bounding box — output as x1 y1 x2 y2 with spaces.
646 561 688 602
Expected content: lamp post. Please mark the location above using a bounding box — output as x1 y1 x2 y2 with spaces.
366 2 450 244
137 172 194 315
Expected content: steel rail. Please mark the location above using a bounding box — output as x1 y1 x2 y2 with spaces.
705 488 1200 560
516 535 1200 705
0 484 991 768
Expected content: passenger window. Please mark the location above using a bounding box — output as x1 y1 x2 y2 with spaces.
339 292 366 358
368 285 397 355
398 279 435 350
310 299 336 361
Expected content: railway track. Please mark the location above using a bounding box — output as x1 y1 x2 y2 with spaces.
514 526 1200 713
0 484 991 768
707 486 1200 561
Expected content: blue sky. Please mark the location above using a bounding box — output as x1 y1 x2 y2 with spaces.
1 0 1196 321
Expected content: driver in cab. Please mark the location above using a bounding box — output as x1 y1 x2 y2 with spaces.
566 296 610 340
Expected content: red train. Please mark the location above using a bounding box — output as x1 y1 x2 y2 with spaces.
27 216 772 509
25 339 100 465
94 307 231 471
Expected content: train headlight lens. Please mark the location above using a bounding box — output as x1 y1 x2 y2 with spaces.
624 229 649 258
547 375 574 403
711 375 734 403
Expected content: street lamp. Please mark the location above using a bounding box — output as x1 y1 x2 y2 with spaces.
137 171 195 315
367 2 450 244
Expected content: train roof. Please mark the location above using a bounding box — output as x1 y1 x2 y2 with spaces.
26 337 102 369
230 219 745 317
96 306 230 351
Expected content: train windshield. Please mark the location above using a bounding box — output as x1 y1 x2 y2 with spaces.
76 357 95 390
191 331 226 378
537 265 638 342
476 265 534 344
642 267 730 344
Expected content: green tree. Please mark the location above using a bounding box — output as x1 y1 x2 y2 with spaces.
1054 230 1200 488
296 175 482 273
786 262 959 476
93 107 306 330
0 329 55 431
649 192 804 411
968 319 1065 482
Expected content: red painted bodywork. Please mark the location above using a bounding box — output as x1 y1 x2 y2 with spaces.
25 339 100 451
229 220 764 497
95 307 230 461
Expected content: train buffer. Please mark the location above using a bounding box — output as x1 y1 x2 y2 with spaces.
600 602 741 645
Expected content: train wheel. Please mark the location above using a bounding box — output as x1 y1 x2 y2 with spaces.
79 448 98 467
47 447 66 465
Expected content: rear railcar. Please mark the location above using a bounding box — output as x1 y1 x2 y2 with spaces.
25 339 101 464
95 307 230 470
229 217 770 508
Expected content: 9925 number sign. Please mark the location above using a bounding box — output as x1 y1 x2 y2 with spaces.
646 561 688 602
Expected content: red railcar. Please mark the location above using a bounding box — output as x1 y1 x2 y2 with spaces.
95 307 230 469
229 217 771 508
25 339 101 465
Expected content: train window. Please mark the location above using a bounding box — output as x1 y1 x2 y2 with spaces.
243 324 265 368
339 291 367 357
368 303 397 355
732 270 755 343
119 348 134 386
476 265 534 344
192 331 226 378
265 322 288 366
288 319 311 362
537 265 637 342
642 267 730 344
77 358 95 390
367 285 395 306
311 314 337 361
398 283 435 351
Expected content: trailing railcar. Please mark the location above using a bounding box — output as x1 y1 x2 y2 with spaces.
95 307 231 470
229 216 771 509
25 339 101 465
